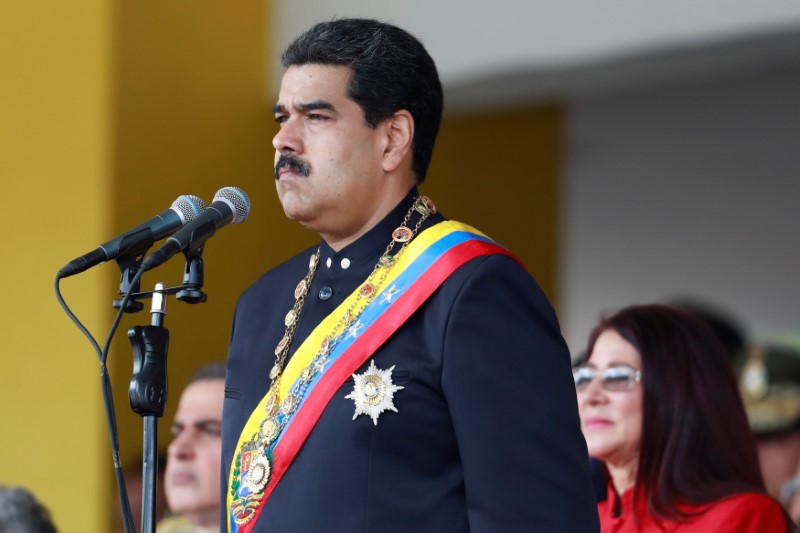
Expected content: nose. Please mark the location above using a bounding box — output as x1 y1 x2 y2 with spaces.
578 377 608 407
272 116 303 154
168 431 196 462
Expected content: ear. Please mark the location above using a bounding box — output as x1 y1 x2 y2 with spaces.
381 110 414 173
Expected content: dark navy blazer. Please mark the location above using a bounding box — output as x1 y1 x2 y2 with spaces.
222 192 599 532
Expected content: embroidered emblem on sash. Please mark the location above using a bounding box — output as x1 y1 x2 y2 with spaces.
231 441 266 525
345 360 404 425
226 220 517 532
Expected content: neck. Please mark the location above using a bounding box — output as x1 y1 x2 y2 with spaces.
606 455 639 495
321 183 415 252
184 510 218 533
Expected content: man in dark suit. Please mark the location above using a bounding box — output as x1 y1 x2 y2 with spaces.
221 18 598 532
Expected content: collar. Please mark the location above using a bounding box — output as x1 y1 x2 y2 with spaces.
603 481 646 520
317 188 432 274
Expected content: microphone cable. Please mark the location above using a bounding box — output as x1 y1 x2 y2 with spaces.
54 186 248 532
55 272 137 533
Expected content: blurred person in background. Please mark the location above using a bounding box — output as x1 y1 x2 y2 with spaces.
738 343 800 525
158 363 225 533
580 298 750 504
575 304 790 531
0 485 57 533
670 298 748 362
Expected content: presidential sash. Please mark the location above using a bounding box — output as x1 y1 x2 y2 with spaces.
227 220 517 532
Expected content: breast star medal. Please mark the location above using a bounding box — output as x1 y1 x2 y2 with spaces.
345 360 404 425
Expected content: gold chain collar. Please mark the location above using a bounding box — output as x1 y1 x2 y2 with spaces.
235 195 436 499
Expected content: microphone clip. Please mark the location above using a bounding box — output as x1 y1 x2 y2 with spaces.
113 251 148 313
176 247 207 304
113 246 208 311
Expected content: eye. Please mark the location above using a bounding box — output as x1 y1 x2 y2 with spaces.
200 421 222 437
307 113 329 121
573 367 595 390
275 114 288 125
602 367 637 390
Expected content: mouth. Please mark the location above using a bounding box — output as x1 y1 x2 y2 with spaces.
275 154 311 180
583 417 613 430
276 167 299 180
168 471 196 485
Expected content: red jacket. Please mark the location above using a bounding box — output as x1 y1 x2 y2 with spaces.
598 482 786 532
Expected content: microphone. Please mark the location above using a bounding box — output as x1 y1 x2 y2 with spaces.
141 186 250 272
58 195 207 278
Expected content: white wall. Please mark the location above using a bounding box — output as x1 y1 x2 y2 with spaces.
273 0 800 90
560 64 800 352
272 2 800 350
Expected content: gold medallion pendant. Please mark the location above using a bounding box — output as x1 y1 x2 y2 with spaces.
345 360 404 425
242 452 271 494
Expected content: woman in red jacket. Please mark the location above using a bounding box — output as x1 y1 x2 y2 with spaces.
575 304 791 532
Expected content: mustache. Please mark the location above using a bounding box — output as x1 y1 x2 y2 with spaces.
275 154 311 180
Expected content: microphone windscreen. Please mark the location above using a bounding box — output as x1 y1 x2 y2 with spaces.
214 187 250 224
172 195 207 223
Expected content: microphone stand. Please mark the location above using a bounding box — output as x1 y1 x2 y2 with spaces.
59 223 221 532
123 250 207 532
127 283 169 533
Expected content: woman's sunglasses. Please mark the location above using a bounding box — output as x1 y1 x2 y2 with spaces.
572 365 642 392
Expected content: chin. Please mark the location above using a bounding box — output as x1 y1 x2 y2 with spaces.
281 202 321 229
278 195 310 221
586 443 617 462
166 497 194 515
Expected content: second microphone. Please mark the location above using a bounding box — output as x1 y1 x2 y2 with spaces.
141 187 250 272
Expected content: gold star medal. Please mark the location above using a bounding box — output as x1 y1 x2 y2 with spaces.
345 360 404 425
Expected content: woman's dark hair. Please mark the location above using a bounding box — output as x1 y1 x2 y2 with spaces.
281 18 444 183
585 304 766 521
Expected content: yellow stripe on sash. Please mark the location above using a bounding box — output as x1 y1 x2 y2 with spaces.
277 220 485 399
227 220 487 529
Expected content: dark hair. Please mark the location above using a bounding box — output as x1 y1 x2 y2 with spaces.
669 298 747 361
0 486 57 533
187 362 226 385
585 304 768 522
281 18 443 182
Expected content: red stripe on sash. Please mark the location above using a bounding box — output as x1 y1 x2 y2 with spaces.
239 240 515 530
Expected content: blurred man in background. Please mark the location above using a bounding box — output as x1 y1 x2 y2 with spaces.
738 343 800 524
159 363 225 533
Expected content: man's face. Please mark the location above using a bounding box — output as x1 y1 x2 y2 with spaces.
272 64 395 247
165 379 224 526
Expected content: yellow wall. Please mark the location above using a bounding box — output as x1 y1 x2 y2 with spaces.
0 1 318 530
0 1 111 531
425 104 562 302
